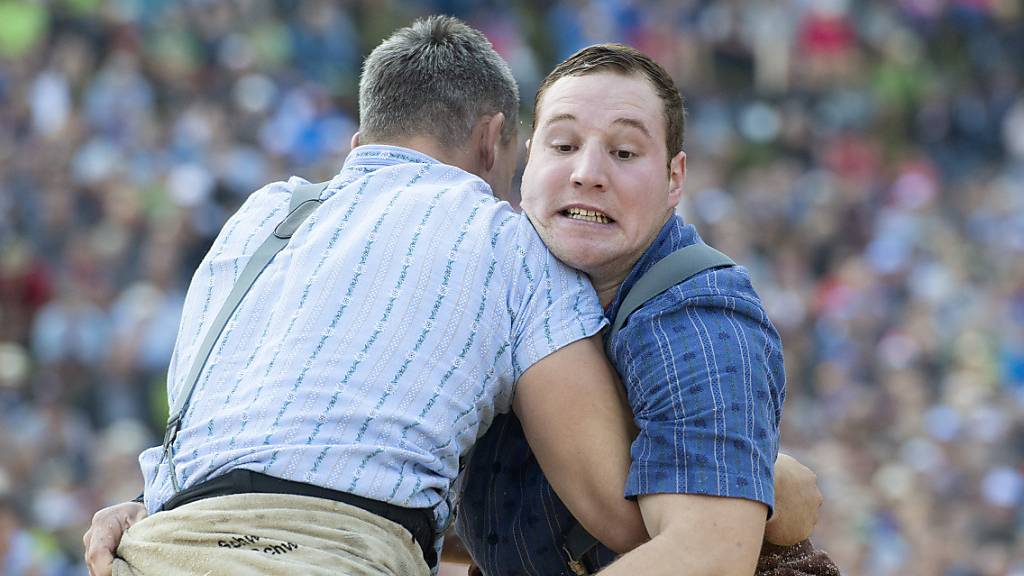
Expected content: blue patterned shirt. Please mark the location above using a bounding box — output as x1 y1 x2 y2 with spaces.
137 146 607 540
457 216 785 575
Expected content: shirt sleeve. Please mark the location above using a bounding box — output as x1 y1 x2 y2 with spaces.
614 285 785 513
507 217 608 382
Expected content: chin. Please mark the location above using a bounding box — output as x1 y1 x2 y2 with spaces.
546 241 612 276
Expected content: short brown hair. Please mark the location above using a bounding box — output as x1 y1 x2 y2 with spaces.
534 44 685 160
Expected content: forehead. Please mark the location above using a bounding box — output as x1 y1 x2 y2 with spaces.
536 72 665 136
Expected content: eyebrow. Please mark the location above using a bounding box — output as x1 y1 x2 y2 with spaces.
544 113 653 139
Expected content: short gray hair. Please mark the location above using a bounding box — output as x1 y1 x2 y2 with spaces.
358 15 519 148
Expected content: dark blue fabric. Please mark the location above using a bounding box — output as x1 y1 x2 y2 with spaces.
456 216 786 575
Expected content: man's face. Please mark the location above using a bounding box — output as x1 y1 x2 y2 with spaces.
521 72 685 285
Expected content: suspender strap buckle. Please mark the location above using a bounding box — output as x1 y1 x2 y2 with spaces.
162 413 182 451
563 546 591 576
562 521 599 575
274 198 323 239
161 413 184 492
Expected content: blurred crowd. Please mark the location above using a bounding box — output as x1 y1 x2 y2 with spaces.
0 0 1022 574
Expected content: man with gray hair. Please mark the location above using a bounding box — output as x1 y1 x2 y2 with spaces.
83 16 642 576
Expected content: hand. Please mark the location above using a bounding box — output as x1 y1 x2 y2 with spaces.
83 501 148 576
764 453 822 546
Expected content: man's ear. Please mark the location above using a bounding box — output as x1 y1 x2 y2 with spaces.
524 138 532 162
667 151 686 209
350 131 360 150
479 112 506 171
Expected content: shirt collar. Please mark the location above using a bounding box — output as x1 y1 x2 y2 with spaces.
342 145 442 171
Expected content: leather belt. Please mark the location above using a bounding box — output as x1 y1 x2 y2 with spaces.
160 469 437 568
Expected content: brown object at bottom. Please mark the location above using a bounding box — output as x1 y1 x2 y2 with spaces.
757 539 842 576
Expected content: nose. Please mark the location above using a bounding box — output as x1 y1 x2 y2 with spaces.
570 144 608 191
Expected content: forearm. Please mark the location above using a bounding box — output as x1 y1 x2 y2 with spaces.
598 528 760 576
598 493 766 576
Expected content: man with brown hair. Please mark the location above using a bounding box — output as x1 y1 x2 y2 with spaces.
457 43 838 575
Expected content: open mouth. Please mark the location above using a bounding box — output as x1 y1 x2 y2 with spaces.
561 207 614 225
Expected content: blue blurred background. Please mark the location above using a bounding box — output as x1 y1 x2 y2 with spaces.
1 1 1022 574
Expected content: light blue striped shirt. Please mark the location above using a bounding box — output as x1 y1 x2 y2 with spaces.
138 145 606 535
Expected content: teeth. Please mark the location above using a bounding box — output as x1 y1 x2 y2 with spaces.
565 207 611 224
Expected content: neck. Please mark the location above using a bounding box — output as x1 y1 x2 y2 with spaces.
592 215 673 308
591 264 633 309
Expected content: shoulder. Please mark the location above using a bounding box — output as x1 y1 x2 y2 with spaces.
633 263 769 326
206 178 301 246
484 211 556 263
646 219 760 305
508 215 595 293
608 263 783 384
238 177 299 205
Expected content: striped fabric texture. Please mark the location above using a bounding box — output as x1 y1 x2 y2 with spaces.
137 146 607 537
457 216 786 575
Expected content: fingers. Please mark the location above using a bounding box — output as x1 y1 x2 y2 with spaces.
85 513 119 576
85 544 115 576
84 502 147 576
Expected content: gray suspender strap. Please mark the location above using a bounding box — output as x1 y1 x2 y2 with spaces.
161 181 329 493
605 243 736 356
566 242 736 575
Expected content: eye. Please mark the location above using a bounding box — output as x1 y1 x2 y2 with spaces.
553 143 576 153
614 149 636 160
